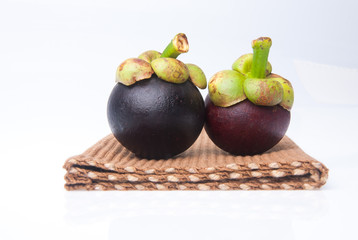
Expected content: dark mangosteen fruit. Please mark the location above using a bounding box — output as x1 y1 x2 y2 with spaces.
107 33 207 159
205 37 294 156
205 97 290 155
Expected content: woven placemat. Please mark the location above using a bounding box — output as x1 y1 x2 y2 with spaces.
63 131 328 190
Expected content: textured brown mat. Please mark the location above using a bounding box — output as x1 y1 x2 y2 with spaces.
63 131 328 190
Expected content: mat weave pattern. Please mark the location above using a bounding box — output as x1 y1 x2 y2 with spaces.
63 131 328 190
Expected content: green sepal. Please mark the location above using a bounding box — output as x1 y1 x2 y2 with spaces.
208 70 246 107
243 77 283 106
116 58 154 86
186 63 207 89
151 58 189 84
138 50 161 63
267 74 294 110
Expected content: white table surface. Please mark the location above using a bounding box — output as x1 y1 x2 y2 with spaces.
1 1 358 239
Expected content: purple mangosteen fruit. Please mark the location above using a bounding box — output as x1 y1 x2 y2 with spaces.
107 34 207 159
205 37 294 155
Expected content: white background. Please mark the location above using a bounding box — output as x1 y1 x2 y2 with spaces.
1 0 358 239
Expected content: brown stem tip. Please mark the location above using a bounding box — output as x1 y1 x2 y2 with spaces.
173 33 189 53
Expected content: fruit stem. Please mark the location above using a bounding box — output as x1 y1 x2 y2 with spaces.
250 37 272 79
161 33 189 59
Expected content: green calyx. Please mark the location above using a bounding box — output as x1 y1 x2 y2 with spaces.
267 74 294 110
138 50 161 63
208 70 246 107
151 58 189 84
208 37 294 110
116 58 154 86
115 33 206 88
186 63 207 89
243 77 283 106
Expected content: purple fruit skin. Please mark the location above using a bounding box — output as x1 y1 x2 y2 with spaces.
107 75 205 160
204 95 290 155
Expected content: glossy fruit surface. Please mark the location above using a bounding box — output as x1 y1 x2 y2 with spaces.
204 95 290 155
108 74 205 159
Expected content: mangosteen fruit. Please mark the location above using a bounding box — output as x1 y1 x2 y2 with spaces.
107 33 207 159
205 37 294 155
